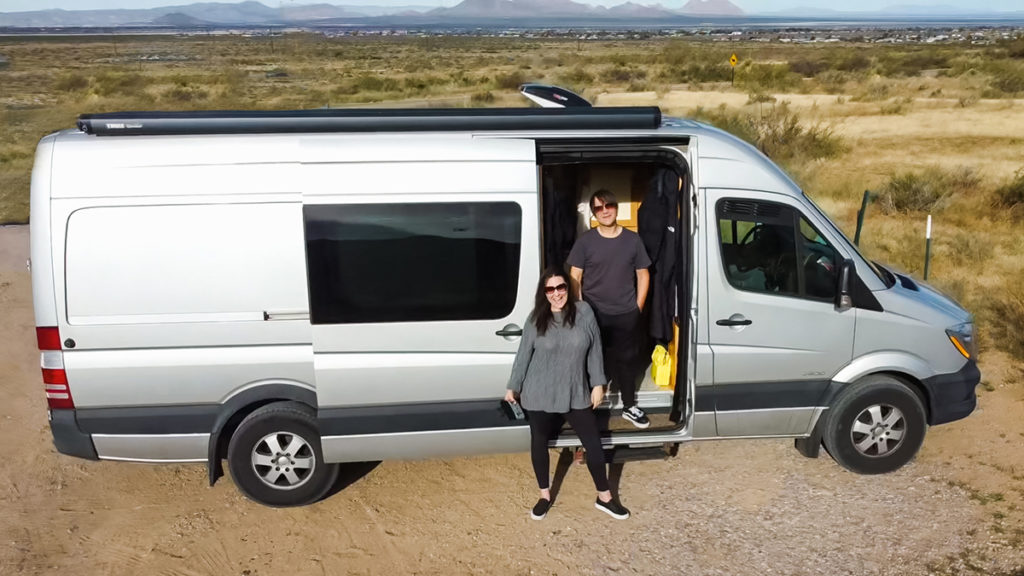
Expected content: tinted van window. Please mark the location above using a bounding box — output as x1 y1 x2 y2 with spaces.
304 202 522 324
717 199 838 301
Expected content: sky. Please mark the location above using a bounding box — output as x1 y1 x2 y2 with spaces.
2 0 1022 13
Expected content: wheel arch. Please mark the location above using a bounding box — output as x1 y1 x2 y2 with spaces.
207 382 318 486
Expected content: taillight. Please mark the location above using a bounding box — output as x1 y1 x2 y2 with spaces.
37 327 74 410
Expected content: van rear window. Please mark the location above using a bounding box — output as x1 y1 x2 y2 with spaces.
304 202 522 324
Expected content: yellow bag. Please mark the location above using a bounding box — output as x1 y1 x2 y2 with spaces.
650 344 672 389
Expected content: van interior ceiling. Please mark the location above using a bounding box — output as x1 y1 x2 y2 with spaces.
537 146 690 432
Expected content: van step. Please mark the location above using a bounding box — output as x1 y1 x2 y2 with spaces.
608 444 678 463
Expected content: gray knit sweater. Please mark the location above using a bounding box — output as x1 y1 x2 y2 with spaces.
506 301 607 413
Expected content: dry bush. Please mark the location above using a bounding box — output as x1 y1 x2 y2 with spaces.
689 102 845 165
53 71 90 92
91 70 151 97
986 282 1024 358
493 70 526 90
880 96 914 115
735 62 800 92
993 169 1024 217
470 91 494 105
789 57 827 78
877 166 982 214
556 66 594 86
597 64 645 84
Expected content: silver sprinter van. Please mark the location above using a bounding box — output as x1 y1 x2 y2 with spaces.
30 102 979 506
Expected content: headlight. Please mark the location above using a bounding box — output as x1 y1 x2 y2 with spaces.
946 321 977 360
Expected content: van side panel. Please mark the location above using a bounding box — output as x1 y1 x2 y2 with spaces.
56 201 311 410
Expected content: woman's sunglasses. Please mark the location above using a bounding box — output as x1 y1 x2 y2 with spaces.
544 283 569 294
592 202 618 213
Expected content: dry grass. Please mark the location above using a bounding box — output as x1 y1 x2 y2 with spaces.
1 34 1023 355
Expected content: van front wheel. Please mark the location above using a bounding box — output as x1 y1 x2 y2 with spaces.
227 402 339 507
823 375 927 475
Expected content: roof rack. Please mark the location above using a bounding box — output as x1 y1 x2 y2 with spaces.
76 107 662 137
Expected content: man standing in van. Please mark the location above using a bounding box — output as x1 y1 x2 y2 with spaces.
568 189 651 429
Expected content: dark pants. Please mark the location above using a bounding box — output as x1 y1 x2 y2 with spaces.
527 409 609 492
593 308 641 408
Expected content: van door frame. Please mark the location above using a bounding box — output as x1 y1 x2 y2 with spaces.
534 139 698 446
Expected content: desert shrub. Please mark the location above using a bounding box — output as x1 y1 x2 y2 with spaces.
53 72 89 92
162 82 209 103
835 52 872 72
352 74 400 92
557 66 594 86
880 96 913 115
0 145 32 165
985 283 1024 358
816 70 852 94
598 64 645 84
877 166 981 214
877 50 951 77
736 62 799 92
988 62 1024 94
470 91 495 105
993 169 1024 214
1006 38 1024 59
689 102 845 164
657 61 732 84
92 70 150 97
789 58 827 78
493 70 526 90
746 91 776 104
852 80 891 102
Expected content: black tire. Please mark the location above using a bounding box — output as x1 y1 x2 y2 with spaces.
227 401 338 507
823 375 927 475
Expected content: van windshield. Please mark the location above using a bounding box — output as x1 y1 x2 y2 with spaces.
801 193 893 288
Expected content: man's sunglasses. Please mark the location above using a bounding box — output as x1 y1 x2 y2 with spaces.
544 283 569 294
592 202 618 212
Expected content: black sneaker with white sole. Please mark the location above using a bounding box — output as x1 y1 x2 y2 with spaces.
595 497 630 519
622 405 650 429
531 498 551 520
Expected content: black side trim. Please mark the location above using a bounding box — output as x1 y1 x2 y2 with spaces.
694 380 832 413
921 360 979 426
319 400 523 436
49 409 98 460
76 405 220 434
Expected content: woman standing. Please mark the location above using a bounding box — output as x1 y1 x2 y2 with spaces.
505 267 631 520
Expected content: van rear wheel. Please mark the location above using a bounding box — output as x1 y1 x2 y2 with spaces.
227 401 338 507
823 375 927 475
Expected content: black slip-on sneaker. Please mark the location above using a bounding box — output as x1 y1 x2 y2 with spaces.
531 498 552 520
595 497 630 520
622 405 650 429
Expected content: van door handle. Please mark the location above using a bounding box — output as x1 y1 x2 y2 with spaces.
716 318 752 326
495 324 523 338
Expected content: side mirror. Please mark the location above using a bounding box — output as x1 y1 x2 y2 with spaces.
836 259 854 312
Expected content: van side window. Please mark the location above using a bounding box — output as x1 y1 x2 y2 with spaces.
304 202 522 324
717 199 838 301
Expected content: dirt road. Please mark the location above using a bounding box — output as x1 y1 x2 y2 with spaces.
1 225 1022 576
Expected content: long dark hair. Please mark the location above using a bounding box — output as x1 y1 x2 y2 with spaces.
531 266 577 337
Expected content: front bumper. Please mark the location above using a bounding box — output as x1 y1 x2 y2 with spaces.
921 360 980 426
49 409 98 460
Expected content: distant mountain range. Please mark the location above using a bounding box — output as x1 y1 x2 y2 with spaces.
0 0 745 27
1 0 1021 28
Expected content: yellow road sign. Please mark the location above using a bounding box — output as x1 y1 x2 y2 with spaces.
730 54 738 67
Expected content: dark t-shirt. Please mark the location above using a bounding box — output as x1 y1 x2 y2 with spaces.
566 228 651 315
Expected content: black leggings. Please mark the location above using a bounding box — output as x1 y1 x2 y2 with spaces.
527 408 609 493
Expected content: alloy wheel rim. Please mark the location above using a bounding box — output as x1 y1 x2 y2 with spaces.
251 432 316 490
850 403 906 458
